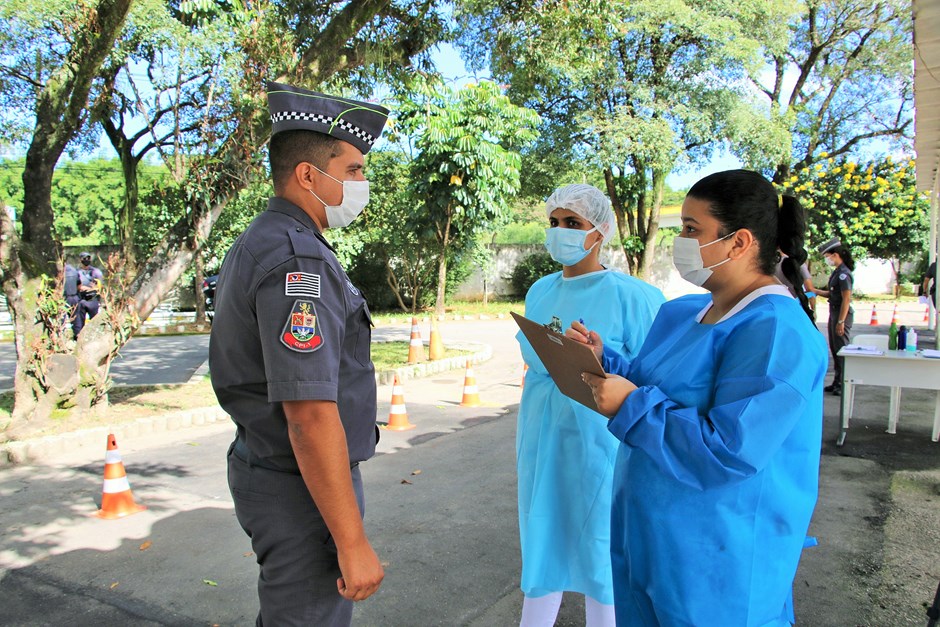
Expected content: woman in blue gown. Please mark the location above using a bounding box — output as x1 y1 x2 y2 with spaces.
576 170 827 626
516 184 664 626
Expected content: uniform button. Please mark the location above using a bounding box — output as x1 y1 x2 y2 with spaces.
296 227 304 232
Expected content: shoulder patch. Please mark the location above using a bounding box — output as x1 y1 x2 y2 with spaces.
281 300 323 352
839 273 847 280
286 272 320 298
346 279 360 296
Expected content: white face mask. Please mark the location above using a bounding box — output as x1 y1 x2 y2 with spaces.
309 165 370 229
672 231 735 287
544 226 599 266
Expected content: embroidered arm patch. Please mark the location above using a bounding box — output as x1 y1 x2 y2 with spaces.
281 300 323 352
285 272 321 298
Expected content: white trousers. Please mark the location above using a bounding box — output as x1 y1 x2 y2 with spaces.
520 591 615 627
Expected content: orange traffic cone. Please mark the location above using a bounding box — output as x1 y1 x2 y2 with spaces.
96 434 146 519
521 363 528 389
868 305 879 326
460 360 481 407
891 305 898 325
407 317 425 364
925 305 930 323
384 375 416 431
429 319 445 361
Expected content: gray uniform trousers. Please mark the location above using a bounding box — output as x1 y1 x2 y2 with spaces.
827 308 854 388
228 442 364 627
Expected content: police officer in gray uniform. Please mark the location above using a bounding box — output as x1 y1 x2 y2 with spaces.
210 81 389 626
813 237 855 396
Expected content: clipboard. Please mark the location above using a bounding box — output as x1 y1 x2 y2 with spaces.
511 311 607 412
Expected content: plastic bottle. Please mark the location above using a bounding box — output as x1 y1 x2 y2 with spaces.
898 325 907 351
906 327 917 352
888 320 898 350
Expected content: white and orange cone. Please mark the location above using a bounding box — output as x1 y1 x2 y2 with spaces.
868 304 879 326
96 434 146 519
924 305 930 323
460 360 481 407
890 304 899 325
521 363 528 389
407 316 425 364
384 375 416 431
428 319 445 361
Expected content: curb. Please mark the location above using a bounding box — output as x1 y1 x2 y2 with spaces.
0 406 230 469
0 342 493 469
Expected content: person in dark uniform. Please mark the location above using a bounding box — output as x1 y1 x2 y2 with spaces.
924 260 936 308
209 81 389 626
63 261 80 336
812 237 854 396
73 252 103 337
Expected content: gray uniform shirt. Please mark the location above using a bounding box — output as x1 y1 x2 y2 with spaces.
210 197 377 472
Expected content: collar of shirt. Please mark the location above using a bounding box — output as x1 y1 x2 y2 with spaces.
267 196 335 253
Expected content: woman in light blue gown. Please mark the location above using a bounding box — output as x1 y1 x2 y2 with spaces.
516 184 664 626
577 170 827 626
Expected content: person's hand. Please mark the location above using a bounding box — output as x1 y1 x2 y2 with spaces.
835 321 845 337
582 372 636 418
336 538 384 601
566 320 603 361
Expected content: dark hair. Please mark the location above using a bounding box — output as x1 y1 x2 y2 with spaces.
687 169 813 320
269 130 342 192
828 244 855 271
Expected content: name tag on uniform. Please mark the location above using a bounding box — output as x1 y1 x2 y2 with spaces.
285 272 320 298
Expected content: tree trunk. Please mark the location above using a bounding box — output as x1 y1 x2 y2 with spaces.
434 208 453 317
636 169 665 280
19 154 60 277
194 255 207 323
18 0 135 275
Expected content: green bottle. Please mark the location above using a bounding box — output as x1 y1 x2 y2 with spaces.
888 320 898 350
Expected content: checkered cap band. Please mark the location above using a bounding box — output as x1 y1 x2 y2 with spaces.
270 111 376 146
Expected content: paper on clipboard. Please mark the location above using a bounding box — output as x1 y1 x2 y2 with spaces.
511 311 607 412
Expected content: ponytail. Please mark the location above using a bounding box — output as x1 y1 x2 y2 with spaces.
776 195 814 321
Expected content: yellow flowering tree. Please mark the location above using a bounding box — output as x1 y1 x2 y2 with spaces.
784 155 930 288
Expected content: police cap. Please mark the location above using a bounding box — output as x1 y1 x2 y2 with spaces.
266 81 390 155
816 237 841 255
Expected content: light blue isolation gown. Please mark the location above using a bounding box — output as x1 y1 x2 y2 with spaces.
516 269 664 604
603 286 827 626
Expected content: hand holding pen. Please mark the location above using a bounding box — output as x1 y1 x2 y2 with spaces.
566 318 604 362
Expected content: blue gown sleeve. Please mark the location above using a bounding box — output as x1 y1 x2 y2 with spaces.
602 344 632 376
607 313 819 491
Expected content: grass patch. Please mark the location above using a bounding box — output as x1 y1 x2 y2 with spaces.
371 342 471 371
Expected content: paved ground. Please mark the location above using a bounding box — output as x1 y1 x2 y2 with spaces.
1 315 939 626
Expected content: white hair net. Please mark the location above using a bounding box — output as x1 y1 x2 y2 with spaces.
544 183 615 244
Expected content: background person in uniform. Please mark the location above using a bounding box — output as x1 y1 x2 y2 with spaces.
62 261 80 336
515 184 664 627
812 238 854 396
573 170 827 626
924 260 936 309
209 81 389 626
73 252 103 337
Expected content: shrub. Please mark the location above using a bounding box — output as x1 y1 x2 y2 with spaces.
509 251 559 296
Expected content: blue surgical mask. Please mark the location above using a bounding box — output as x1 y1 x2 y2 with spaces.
544 226 599 266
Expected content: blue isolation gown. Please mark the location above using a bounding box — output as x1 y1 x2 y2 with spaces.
515 269 665 604
604 286 827 626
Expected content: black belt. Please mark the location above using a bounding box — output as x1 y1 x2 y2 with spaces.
231 438 358 471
